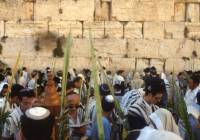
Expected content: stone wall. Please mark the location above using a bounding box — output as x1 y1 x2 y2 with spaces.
0 0 200 72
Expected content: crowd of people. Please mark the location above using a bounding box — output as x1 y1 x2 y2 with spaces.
0 66 200 140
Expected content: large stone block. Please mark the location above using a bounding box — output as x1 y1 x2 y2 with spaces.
175 0 200 2
194 40 200 58
49 21 82 38
94 0 110 21
112 0 174 21
34 0 60 21
159 39 195 58
150 59 164 72
174 3 186 21
185 23 200 39
94 39 127 58
70 39 90 57
69 57 91 69
165 58 192 72
109 58 135 70
0 1 33 20
124 22 143 39
127 39 160 58
164 22 185 39
6 21 47 37
136 58 150 72
186 3 200 22
105 21 123 38
156 0 174 21
0 21 4 37
60 0 94 21
1 37 36 57
83 21 105 38
144 22 164 39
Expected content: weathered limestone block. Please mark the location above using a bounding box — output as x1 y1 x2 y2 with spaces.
0 57 19 68
94 39 127 58
192 59 200 70
49 21 82 38
136 58 150 72
124 22 143 39
156 0 174 21
193 40 200 58
60 0 94 21
127 39 160 58
175 0 200 2
6 21 47 37
1 37 36 57
98 58 110 69
112 0 157 21
109 58 136 70
95 0 110 21
34 0 60 21
112 0 174 21
165 58 192 72
0 21 4 37
1 37 57 58
69 57 91 69
186 3 200 22
174 3 186 21
144 22 164 39
185 23 200 39
159 39 195 58
70 39 90 57
0 0 33 20
164 22 185 39
84 21 105 38
150 59 164 72
105 21 123 38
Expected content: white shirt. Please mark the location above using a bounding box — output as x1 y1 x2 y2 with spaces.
28 79 36 89
184 86 200 106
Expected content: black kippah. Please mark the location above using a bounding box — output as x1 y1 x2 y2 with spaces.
99 83 110 96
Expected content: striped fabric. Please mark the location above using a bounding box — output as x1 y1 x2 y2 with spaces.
127 97 159 125
121 89 143 115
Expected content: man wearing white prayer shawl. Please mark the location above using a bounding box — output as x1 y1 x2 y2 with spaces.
131 72 144 89
149 108 180 135
137 126 183 140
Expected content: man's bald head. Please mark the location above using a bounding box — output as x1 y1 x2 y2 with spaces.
66 93 80 104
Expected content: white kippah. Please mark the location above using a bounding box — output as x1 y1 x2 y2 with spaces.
25 107 50 120
105 95 114 103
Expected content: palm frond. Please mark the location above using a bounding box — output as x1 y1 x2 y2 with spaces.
89 31 105 140
59 32 72 140
172 67 195 140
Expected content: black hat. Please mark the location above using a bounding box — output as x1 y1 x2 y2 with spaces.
10 84 24 97
21 107 54 140
99 83 110 96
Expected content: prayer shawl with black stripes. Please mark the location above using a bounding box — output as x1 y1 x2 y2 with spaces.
121 89 142 115
127 97 159 126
